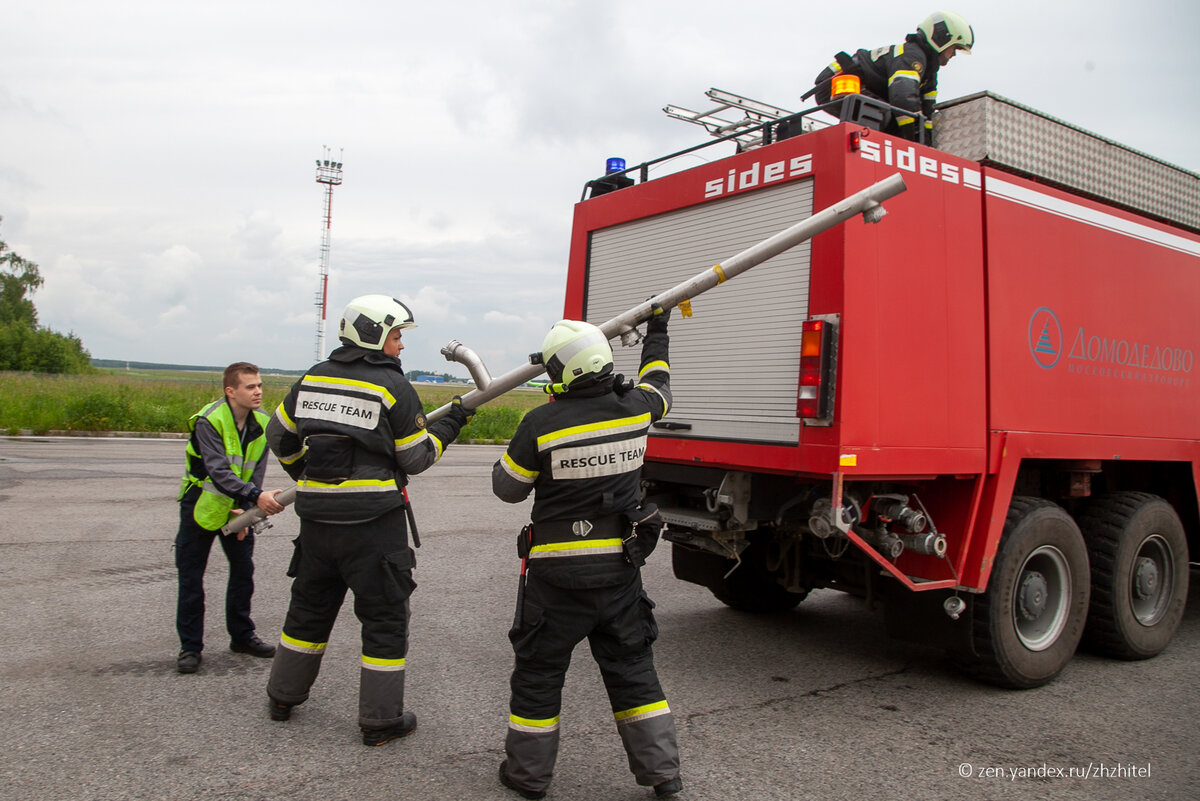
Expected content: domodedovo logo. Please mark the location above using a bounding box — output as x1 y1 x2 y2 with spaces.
1028 307 1062 369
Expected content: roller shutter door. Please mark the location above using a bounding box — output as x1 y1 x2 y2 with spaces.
585 179 813 444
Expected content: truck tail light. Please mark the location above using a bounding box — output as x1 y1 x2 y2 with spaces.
798 317 837 425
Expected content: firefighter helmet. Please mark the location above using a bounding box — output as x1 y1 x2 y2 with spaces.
918 10 974 54
538 320 613 390
338 294 417 350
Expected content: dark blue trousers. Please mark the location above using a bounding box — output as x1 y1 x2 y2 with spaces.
175 490 256 652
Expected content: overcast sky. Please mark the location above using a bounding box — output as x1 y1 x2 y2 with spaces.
3 0 1197 376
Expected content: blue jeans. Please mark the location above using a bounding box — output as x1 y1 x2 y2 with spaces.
175 490 256 652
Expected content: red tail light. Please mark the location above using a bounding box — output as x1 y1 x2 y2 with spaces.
798 317 836 424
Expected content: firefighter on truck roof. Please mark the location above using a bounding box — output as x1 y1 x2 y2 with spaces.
263 294 472 746
808 10 974 141
491 309 682 799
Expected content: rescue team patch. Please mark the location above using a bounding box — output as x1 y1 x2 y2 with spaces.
551 436 647 480
295 391 381 430
415 413 426 429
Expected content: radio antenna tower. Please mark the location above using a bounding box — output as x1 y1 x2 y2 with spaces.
313 146 344 361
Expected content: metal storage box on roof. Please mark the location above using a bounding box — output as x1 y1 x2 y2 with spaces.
934 91 1200 233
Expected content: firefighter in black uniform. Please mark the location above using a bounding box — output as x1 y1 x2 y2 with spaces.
492 310 681 798
809 10 974 142
264 294 471 746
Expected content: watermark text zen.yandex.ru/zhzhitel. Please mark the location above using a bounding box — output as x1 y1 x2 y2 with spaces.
957 762 1151 781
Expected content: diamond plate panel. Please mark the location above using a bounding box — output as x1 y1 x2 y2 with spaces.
934 92 1199 232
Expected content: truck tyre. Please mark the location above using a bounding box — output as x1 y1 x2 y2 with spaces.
957 497 1089 689
1076 492 1189 660
673 539 807 612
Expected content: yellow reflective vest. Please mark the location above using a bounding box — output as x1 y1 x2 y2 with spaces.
179 399 269 530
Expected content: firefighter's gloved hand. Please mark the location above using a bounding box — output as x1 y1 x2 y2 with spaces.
647 302 670 334
446 395 474 426
622 504 664 567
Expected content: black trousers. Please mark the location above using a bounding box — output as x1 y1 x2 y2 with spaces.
267 506 416 729
505 564 679 791
175 492 256 652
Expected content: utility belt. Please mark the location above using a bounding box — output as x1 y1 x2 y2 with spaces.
517 507 663 566
519 514 628 561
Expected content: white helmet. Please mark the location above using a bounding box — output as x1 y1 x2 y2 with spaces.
918 10 974 54
338 294 417 350
537 320 613 390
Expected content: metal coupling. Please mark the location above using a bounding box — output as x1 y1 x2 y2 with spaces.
902 532 947 558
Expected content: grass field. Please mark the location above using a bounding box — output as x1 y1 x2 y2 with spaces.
0 369 546 442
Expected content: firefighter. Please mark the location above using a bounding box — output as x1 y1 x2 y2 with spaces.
806 10 974 142
492 310 681 798
263 294 472 746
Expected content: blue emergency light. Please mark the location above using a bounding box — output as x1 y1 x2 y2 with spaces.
605 157 626 175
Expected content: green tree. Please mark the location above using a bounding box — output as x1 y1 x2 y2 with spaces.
0 237 42 327
0 231 93 374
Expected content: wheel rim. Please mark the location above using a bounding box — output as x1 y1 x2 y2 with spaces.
1012 545 1071 651
1130 534 1174 626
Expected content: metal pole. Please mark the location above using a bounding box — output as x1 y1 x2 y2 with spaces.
225 173 906 532
430 172 906 422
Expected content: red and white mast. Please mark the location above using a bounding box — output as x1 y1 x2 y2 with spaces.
314 146 343 361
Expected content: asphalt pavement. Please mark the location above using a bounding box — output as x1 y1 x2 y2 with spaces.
0 436 1196 801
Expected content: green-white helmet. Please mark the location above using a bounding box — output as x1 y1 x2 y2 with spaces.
338 294 417 350
538 320 613 390
918 10 974 54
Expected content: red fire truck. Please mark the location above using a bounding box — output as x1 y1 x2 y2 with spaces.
564 91 1199 688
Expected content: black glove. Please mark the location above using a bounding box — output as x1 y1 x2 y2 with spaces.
446 395 474 426
647 303 670 334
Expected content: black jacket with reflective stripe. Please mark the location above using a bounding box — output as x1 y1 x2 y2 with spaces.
266 346 464 523
492 327 671 524
814 32 940 140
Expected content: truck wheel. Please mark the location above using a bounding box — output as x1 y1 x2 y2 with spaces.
674 539 807 612
711 556 809 613
1077 492 1189 659
957 497 1089 689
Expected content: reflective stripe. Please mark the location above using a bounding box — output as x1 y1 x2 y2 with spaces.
394 430 431 452
896 116 915 126
361 655 406 672
888 70 921 85
297 478 397 492
550 328 608 368
280 632 327 654
300 375 397 409
894 44 904 57
274 404 297 434
828 60 842 73
509 714 560 733
614 700 671 725
536 413 652 452
638 360 669 379
924 89 938 100
428 433 445 461
278 446 306 465
636 383 671 416
502 453 539 483
529 538 624 558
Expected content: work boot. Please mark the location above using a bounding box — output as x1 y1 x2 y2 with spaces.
499 759 546 800
177 650 201 674
361 712 417 746
655 777 683 797
267 697 293 722
230 634 276 658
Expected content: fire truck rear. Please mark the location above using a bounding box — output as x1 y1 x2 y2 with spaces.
565 91 1200 688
